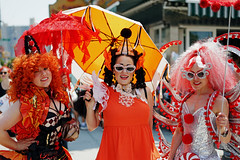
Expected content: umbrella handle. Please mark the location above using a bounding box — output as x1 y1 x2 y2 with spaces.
60 67 71 90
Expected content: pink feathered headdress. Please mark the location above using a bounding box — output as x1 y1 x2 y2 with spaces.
170 38 237 94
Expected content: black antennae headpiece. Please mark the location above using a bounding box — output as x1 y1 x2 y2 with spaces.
24 34 40 55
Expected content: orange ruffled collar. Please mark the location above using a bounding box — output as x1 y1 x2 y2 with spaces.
11 84 70 141
11 84 50 140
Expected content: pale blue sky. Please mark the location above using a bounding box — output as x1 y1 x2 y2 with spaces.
0 0 56 26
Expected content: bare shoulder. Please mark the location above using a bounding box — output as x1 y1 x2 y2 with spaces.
8 99 21 115
0 99 21 129
212 94 229 114
12 99 20 107
215 95 228 106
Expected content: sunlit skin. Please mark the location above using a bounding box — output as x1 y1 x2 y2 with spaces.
113 56 135 86
33 67 52 89
189 64 210 93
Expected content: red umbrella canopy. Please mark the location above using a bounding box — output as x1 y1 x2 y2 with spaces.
200 0 240 12
14 11 100 89
30 11 99 67
15 11 99 67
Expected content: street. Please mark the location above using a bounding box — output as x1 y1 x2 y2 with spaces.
0 125 164 160
68 125 163 159
68 125 223 159
0 125 223 160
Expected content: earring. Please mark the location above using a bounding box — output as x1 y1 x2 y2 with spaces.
113 74 116 81
132 74 135 82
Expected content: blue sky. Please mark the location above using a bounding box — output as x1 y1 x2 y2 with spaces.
0 0 56 26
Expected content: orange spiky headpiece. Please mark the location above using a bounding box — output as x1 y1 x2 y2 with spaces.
104 28 145 71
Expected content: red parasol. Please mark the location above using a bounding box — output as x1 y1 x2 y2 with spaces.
15 11 100 89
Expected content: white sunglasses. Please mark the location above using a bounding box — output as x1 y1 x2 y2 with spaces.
181 63 212 81
113 64 136 73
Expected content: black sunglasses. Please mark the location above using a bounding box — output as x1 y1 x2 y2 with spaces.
0 72 7 75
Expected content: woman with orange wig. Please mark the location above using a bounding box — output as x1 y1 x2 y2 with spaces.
0 34 78 160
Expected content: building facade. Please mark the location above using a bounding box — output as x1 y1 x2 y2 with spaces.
108 0 240 64
0 24 29 60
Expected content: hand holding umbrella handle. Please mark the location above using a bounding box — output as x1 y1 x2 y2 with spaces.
86 90 93 102
60 67 71 90
216 112 231 148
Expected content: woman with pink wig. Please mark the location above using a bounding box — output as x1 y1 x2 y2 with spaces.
168 39 237 160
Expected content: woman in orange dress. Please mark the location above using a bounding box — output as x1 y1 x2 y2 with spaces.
84 28 160 160
0 34 78 160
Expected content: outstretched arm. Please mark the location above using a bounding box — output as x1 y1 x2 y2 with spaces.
145 87 154 128
214 95 231 143
168 126 182 160
85 90 100 131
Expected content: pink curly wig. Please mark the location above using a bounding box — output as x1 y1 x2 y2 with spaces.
170 38 237 94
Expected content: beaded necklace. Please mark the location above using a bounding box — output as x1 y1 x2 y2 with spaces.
114 83 135 107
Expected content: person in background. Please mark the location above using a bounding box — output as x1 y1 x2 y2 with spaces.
73 87 88 130
0 66 11 114
0 66 11 98
61 76 79 149
0 66 15 137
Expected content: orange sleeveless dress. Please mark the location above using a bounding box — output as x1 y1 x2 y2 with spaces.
96 86 160 160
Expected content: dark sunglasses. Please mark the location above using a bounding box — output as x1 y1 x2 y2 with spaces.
113 64 136 73
0 72 7 75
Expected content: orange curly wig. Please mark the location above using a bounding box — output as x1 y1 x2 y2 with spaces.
8 52 66 102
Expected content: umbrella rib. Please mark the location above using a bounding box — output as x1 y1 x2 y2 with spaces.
134 26 141 49
144 68 152 83
99 31 115 42
100 12 138 40
83 44 111 73
102 11 114 38
114 23 138 40
88 7 97 32
91 38 113 42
